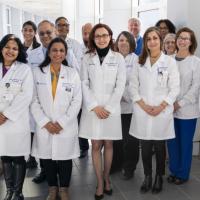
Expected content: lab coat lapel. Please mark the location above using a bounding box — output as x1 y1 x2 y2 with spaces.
43 65 54 105
0 62 18 84
101 49 113 67
143 52 165 72
53 64 67 104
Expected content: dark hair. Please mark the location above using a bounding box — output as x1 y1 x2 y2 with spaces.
139 27 162 65
39 37 68 72
155 19 176 34
87 23 114 53
115 31 136 53
176 27 197 55
0 34 27 64
22 20 40 49
55 16 68 25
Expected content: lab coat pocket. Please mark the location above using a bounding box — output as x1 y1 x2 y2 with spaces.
157 70 168 88
105 66 118 83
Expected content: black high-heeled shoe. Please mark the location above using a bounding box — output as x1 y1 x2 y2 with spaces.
94 193 104 200
104 180 113 195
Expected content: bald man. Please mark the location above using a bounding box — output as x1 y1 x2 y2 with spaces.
81 23 93 53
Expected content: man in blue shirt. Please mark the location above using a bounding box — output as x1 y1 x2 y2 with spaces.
128 18 143 56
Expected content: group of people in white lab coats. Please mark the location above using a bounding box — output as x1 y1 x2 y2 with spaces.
0 16 200 200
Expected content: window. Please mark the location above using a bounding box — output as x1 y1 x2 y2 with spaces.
6 7 11 34
131 0 167 35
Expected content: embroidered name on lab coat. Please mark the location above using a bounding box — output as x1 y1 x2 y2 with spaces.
62 83 74 92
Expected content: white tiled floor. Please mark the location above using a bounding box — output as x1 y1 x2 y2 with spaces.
0 152 200 200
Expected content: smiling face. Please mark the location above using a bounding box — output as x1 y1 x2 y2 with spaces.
94 27 111 49
164 37 176 55
128 19 140 38
22 25 36 43
146 31 161 53
2 40 19 66
158 22 169 39
55 18 69 39
176 31 191 52
38 22 55 48
48 42 66 65
117 34 130 56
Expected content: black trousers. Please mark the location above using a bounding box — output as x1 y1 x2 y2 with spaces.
42 159 72 187
1 156 25 164
141 140 165 176
78 110 89 151
112 114 139 173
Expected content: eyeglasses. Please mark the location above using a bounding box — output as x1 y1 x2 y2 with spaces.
94 34 110 40
165 41 175 45
39 30 52 37
177 36 190 41
56 24 70 28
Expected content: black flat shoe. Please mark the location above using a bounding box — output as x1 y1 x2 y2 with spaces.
94 193 104 200
167 175 176 183
32 170 46 184
174 178 188 185
140 175 152 193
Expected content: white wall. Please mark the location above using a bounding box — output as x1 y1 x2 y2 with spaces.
103 0 131 39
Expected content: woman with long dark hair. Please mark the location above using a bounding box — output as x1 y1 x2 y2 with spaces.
129 27 180 194
79 24 126 199
0 34 33 200
31 37 82 200
22 20 40 53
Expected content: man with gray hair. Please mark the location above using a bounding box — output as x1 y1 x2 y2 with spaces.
128 17 143 55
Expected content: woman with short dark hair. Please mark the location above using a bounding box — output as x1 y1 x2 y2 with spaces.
79 23 126 199
111 31 139 180
155 19 176 40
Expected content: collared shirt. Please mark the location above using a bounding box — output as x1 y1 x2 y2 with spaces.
134 35 143 56
2 66 10 77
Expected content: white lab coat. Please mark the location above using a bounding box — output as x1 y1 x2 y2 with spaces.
129 53 180 140
174 55 200 119
31 64 82 160
28 45 80 72
27 45 80 132
79 50 126 140
66 37 82 68
0 61 33 156
121 53 138 114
